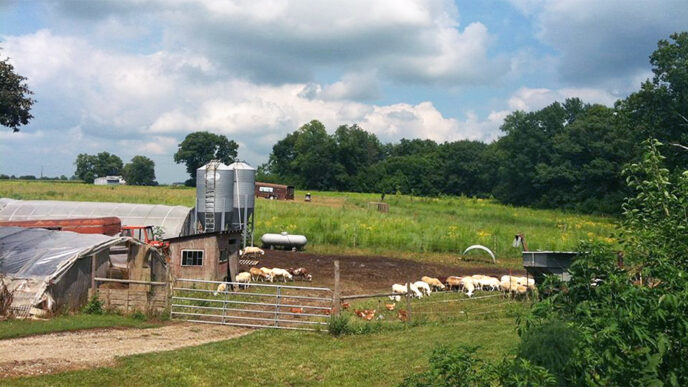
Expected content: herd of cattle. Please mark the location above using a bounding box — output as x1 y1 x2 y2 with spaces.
389 274 535 300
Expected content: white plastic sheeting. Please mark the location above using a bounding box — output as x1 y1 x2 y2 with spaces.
0 227 131 317
0 227 124 280
0 198 192 239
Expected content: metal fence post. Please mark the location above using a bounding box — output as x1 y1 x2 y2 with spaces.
274 286 281 327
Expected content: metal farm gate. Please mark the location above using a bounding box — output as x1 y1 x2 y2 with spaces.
170 279 333 331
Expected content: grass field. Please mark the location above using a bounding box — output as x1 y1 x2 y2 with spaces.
0 180 616 267
0 314 159 340
4 297 521 387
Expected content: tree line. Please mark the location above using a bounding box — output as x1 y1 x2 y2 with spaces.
259 32 687 214
74 152 157 185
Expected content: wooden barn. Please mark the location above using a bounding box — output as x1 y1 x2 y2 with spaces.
255 182 294 200
166 231 242 282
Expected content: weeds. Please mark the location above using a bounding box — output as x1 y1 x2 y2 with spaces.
82 294 104 315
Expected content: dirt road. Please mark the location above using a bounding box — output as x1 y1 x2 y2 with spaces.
0 323 250 378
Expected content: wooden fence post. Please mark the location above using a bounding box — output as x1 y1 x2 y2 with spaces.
333 259 341 315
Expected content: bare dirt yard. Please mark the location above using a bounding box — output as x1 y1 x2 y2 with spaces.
248 249 524 294
0 323 249 378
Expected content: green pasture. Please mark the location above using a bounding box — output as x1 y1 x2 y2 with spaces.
0 180 616 267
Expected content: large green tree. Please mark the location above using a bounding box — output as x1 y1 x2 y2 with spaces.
291 120 343 190
618 32 688 169
333 124 383 191
0 55 35 132
173 131 238 186
74 152 124 183
439 140 496 198
122 155 156 186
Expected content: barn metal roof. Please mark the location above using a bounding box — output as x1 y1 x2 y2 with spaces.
0 198 192 239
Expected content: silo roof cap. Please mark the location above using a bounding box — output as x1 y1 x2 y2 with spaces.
228 161 256 170
196 161 232 171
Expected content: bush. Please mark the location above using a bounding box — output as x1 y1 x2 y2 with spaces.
82 294 104 315
399 345 556 387
495 357 557 387
328 314 351 336
517 319 580 385
130 310 147 321
399 345 492 387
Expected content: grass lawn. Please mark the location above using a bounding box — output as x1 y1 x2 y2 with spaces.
0 180 617 268
0 314 159 340
4 316 518 386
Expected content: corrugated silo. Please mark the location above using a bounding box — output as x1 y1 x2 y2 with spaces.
228 161 256 244
195 161 234 233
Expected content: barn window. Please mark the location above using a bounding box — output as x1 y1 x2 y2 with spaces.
182 250 204 266
219 249 228 263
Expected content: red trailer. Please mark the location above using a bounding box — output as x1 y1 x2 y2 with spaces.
0 217 121 236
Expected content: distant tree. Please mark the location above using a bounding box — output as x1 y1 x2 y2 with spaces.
123 155 156 186
493 100 580 207
618 32 688 170
74 152 123 183
291 120 343 190
0 174 8 179
59 175 68 180
439 140 495 197
0 55 35 132
265 130 300 182
18 175 36 180
333 124 383 191
173 131 238 186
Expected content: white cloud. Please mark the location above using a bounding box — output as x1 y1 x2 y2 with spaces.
509 0 688 89
508 87 618 112
52 0 509 86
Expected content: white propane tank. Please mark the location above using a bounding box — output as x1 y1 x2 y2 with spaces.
261 231 308 250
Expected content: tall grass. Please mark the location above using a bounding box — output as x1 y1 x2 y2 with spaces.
0 181 616 266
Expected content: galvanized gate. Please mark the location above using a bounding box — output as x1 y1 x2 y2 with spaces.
170 278 333 331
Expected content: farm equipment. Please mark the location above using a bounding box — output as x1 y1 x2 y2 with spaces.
120 225 169 250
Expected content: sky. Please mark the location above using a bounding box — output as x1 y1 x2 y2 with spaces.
0 0 686 184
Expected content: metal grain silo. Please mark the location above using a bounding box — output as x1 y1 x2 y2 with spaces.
228 161 256 244
195 161 234 233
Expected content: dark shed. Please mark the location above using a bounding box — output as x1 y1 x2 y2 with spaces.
255 182 294 200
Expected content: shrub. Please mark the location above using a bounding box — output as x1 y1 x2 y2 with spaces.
130 310 147 321
399 345 492 387
82 294 104 315
495 357 557 387
328 314 351 336
399 345 556 387
517 319 580 386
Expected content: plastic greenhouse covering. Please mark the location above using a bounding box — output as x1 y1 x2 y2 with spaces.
0 198 192 239
0 227 130 318
0 227 124 280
